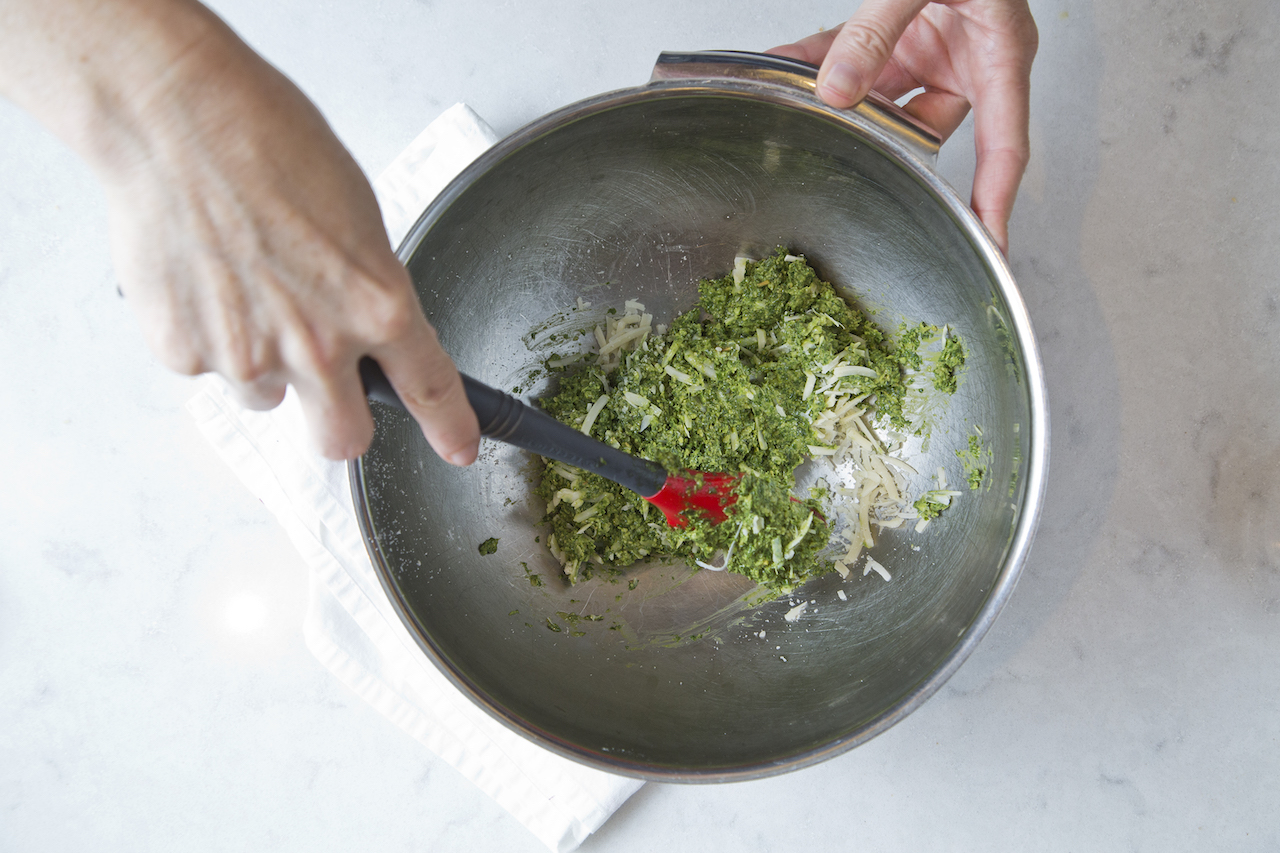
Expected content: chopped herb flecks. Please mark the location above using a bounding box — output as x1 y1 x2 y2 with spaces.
536 250 964 590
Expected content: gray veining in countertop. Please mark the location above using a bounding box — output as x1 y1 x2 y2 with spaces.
2 1 1278 850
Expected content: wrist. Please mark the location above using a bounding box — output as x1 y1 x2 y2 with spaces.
0 0 245 182
84 2 248 184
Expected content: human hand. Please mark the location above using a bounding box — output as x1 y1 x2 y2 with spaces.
108 34 478 462
768 0 1038 253
0 0 479 463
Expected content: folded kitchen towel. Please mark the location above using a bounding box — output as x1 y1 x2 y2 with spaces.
186 103 643 853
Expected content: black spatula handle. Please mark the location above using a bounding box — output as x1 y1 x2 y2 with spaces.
358 357 668 498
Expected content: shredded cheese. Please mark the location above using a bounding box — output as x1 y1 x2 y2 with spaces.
540 260 964 587
863 557 892 582
580 394 609 436
784 601 809 622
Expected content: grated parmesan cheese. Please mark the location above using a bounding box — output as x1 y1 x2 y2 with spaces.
863 557 892 582
537 254 965 587
784 601 809 622
579 394 609 436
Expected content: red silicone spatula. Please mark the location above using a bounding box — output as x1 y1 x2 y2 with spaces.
359 358 740 527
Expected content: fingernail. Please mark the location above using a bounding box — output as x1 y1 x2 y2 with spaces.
448 448 476 467
818 62 862 106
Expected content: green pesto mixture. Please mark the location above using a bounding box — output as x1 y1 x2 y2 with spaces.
956 433 991 490
536 250 963 591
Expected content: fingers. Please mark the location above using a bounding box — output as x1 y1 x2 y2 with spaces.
292 360 376 461
370 319 480 467
970 131 1027 255
969 49 1037 251
285 266 478 464
227 377 288 411
900 89 971 140
865 57 923 101
768 25 919 102
814 0 932 108
344 260 480 466
765 27 840 65
947 1 1034 252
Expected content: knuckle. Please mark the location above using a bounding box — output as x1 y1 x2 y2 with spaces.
220 338 278 385
358 284 420 345
158 346 205 377
399 374 456 413
838 21 896 65
150 329 205 376
286 335 345 384
1005 143 1033 172
1019 11 1041 54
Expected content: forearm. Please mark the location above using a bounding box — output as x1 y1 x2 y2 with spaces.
0 0 244 179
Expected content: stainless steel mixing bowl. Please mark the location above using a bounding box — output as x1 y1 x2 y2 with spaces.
349 52 1048 781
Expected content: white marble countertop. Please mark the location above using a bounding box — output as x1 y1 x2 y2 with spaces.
3 1 1278 849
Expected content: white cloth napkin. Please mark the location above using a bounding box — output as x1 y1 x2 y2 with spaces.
186 103 643 853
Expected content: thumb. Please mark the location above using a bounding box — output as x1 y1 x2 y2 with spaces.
816 0 932 108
